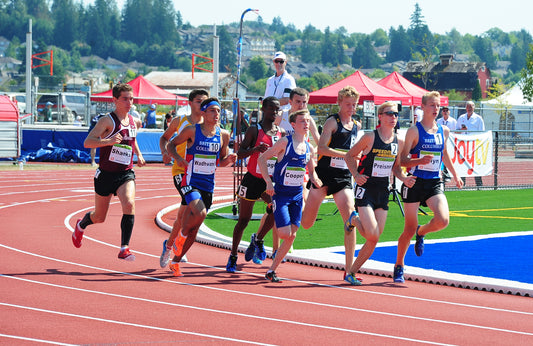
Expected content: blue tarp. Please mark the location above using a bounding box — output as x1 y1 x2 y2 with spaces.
21 142 90 163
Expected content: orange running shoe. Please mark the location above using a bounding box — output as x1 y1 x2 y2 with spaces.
169 262 183 277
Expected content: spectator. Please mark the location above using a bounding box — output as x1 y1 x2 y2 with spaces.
436 106 457 130
73 116 83 126
164 112 172 130
456 101 485 187
43 102 53 122
264 51 296 110
412 106 423 125
144 104 157 128
129 104 141 119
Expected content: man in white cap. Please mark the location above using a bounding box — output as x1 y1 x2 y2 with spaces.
264 51 296 110
43 101 53 122
144 103 157 128
129 104 141 119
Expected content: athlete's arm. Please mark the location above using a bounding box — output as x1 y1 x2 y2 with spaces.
219 129 237 167
167 125 195 169
346 132 372 186
317 116 349 158
237 126 264 159
393 138 415 187
258 137 288 196
159 116 181 164
84 115 120 149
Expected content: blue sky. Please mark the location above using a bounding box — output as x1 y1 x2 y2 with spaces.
110 0 531 36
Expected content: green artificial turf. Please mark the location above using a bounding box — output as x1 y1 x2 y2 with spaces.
204 189 533 250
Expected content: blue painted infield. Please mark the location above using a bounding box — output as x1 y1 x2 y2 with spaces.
337 234 533 284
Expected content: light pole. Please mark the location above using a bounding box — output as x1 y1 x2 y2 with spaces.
233 8 258 215
235 8 259 99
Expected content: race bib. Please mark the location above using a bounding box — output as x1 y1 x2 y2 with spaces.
355 186 365 199
109 144 132 165
372 156 395 177
193 154 217 175
266 157 277 176
418 150 442 172
330 149 349 169
283 167 306 186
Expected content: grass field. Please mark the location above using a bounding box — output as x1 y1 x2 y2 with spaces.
204 189 533 250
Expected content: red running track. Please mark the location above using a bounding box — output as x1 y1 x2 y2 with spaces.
1 164 533 345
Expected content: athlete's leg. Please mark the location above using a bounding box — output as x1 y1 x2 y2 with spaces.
395 202 420 266
418 194 450 236
300 186 327 229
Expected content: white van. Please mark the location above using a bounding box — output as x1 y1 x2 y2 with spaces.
37 93 95 124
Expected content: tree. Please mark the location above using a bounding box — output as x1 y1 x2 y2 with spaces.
320 27 336 66
387 26 411 62
247 56 268 80
351 35 381 69
85 0 120 57
296 77 318 91
472 80 482 101
218 25 236 73
176 10 183 29
370 29 389 47
473 36 496 69
408 2 434 57
52 0 78 50
151 0 178 45
311 72 333 89
443 89 466 102
486 80 512 127
521 44 533 102
122 0 152 46
510 44 526 73
301 24 320 63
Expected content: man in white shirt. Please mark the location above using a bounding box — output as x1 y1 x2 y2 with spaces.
412 106 423 125
436 106 457 130
264 51 296 111
456 101 485 187
456 101 484 133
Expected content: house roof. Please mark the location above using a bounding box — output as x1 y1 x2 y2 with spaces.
404 61 486 74
144 71 233 90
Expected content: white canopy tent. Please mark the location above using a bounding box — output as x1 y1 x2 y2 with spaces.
482 81 533 107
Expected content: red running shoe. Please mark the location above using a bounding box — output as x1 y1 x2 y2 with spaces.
118 248 136 261
72 219 84 248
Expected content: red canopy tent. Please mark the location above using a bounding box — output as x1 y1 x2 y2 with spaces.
0 95 21 158
91 75 188 106
308 70 413 106
377 71 449 106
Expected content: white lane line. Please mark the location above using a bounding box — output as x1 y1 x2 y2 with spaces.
2 245 533 338
3 189 531 317
0 302 270 345
0 275 450 345
0 333 75 345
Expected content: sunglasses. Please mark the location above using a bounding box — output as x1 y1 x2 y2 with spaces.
274 60 285 64
442 109 450 112
382 111 399 117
